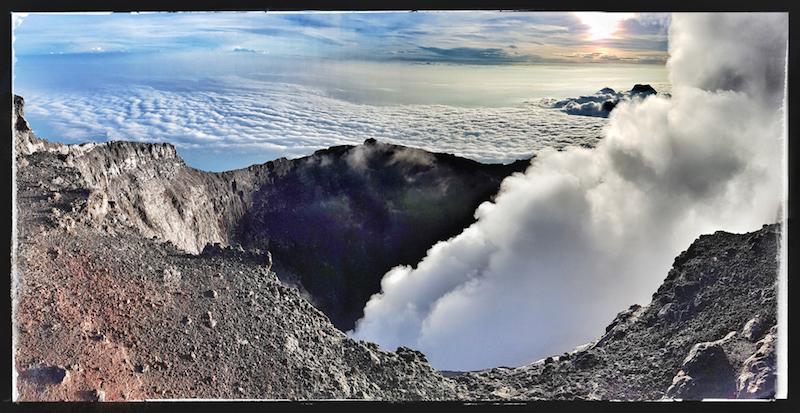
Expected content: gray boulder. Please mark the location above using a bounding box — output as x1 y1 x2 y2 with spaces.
736 325 777 399
665 333 737 399
741 315 769 342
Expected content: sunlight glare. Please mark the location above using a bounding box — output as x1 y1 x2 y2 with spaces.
574 12 636 41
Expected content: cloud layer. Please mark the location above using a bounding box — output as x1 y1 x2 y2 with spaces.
350 13 787 371
22 78 607 170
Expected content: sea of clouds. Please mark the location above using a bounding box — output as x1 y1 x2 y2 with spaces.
21 79 607 170
350 13 787 371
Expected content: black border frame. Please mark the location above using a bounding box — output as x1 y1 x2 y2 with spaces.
1 1 796 412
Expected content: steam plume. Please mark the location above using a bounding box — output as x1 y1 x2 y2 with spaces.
351 13 787 371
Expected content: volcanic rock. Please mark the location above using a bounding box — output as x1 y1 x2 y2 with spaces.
630 84 657 96
13 95 780 401
665 333 737 399
736 325 777 399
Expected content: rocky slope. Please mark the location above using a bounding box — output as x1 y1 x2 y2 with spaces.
14 143 465 401
13 95 780 401
453 224 781 400
14 96 274 255
12 95 528 330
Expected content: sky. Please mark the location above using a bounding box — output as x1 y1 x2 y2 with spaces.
13 12 669 64
12 12 670 171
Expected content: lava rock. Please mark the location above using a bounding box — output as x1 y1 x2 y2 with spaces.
20 365 70 385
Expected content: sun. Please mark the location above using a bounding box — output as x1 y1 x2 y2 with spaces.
573 12 636 41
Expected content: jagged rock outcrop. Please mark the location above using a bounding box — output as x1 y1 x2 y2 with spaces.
67 140 276 253
13 94 273 253
13 95 61 156
736 325 777 399
665 332 737 399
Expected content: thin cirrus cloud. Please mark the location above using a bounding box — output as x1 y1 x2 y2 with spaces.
12 11 669 64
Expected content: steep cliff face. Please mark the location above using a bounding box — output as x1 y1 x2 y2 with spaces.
67 141 279 254
13 95 65 156
13 94 270 253
235 141 530 330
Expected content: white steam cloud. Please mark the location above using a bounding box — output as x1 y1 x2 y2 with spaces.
351 13 787 371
